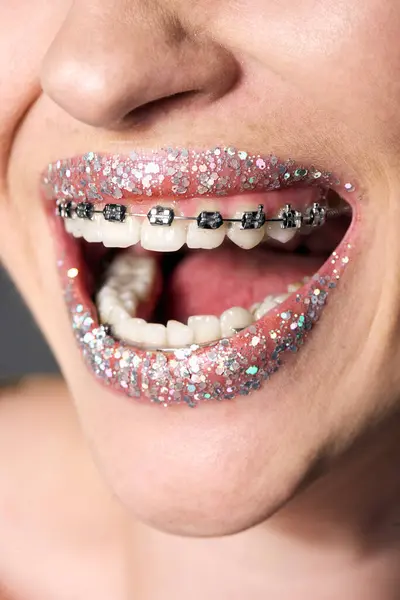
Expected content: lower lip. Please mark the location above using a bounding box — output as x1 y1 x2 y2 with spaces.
54 211 357 408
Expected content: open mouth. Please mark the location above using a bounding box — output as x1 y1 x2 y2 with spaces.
42 147 358 407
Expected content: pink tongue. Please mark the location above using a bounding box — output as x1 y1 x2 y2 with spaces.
166 247 324 322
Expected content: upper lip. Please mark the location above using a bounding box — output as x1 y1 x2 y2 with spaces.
40 146 359 207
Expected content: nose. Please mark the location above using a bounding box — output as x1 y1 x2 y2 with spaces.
41 1 238 128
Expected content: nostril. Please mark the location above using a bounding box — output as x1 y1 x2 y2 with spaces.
123 89 201 127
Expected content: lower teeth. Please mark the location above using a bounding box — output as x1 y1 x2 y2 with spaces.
95 251 305 349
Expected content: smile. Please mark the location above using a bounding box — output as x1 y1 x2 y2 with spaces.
42 147 358 407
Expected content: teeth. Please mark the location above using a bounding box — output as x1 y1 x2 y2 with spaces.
186 201 226 250
105 278 138 314
287 282 302 293
141 219 187 252
108 287 294 348
265 220 297 243
96 286 117 322
60 191 338 251
81 214 103 243
227 207 265 250
63 203 304 249
113 318 147 344
186 220 226 249
93 227 309 347
115 321 169 348
187 315 221 344
227 223 265 249
272 292 291 304
96 286 132 323
220 307 254 337
108 305 131 323
101 216 141 248
64 213 142 246
254 296 279 320
97 262 302 348
141 323 168 347
96 253 156 333
253 292 292 320
63 208 298 249
167 320 195 347
118 290 138 314
106 282 297 348
65 218 83 238
106 253 156 303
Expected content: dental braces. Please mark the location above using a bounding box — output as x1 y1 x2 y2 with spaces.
56 200 351 230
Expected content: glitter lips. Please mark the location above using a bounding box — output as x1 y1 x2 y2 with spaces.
42 147 358 407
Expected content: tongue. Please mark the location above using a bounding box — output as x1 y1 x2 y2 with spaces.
164 245 324 322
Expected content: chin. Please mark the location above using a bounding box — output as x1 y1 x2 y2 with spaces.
67 361 333 537
87 425 309 537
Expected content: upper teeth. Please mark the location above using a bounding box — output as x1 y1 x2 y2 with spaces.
58 200 336 251
58 200 326 229
95 252 305 349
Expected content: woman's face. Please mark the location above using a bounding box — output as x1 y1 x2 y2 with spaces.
1 0 400 536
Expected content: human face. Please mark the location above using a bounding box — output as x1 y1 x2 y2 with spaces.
1 0 400 536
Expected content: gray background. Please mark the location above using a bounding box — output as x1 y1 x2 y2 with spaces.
0 266 59 380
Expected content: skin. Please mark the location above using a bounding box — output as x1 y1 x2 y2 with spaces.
0 0 400 597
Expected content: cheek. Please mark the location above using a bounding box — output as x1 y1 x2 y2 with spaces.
0 2 69 172
211 0 400 150
0 1 70 279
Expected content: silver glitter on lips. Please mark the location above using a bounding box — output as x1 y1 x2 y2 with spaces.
43 147 358 204
44 147 358 407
